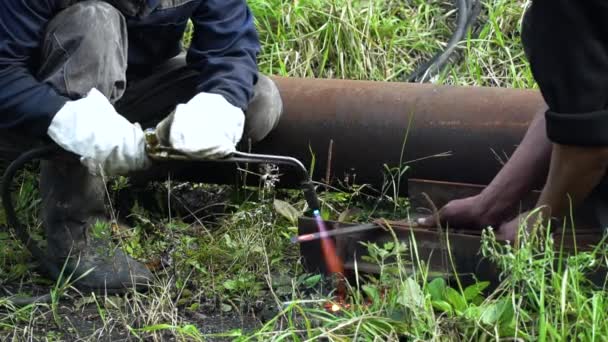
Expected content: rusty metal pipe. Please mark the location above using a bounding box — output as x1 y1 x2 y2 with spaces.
132 77 545 194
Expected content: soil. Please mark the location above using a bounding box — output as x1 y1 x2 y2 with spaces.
0 282 268 341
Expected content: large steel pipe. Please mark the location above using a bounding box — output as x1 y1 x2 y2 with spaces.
259 77 544 187
132 77 545 194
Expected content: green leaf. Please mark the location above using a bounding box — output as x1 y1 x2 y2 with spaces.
463 281 490 301
444 287 467 313
383 242 395 252
427 278 447 301
273 199 301 224
136 324 176 333
179 324 203 339
363 285 381 305
302 274 322 288
479 298 514 327
498 298 515 325
463 306 482 320
223 280 238 291
480 303 501 325
432 300 453 314
398 278 423 308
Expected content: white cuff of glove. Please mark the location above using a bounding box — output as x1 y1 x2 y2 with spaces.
47 88 150 176
160 92 245 159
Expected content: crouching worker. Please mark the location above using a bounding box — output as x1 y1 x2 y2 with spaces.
418 1 608 243
0 0 282 293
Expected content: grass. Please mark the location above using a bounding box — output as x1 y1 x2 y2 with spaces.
250 0 536 87
2 0 608 340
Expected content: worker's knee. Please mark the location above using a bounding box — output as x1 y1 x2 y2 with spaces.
244 75 283 143
48 1 125 46
39 1 128 101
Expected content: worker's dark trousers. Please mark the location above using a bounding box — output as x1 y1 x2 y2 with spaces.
0 1 282 162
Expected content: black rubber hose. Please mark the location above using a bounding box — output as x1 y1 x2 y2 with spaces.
1 146 321 306
407 0 469 82
406 0 480 83
1 144 62 280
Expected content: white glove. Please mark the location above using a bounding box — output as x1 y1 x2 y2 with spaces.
155 92 245 159
47 88 150 176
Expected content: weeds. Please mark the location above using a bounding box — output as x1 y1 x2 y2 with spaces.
0 0 606 341
239 219 608 341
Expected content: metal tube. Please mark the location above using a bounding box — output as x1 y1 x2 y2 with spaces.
261 77 544 191
131 77 545 194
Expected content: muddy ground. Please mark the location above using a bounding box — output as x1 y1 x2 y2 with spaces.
0 281 277 341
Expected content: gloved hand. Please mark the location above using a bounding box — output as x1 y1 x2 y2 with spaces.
47 88 150 176
155 92 245 160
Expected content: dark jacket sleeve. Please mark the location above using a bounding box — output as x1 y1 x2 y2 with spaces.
522 0 608 146
0 0 68 137
186 0 260 110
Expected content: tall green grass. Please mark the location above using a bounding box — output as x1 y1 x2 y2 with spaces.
250 0 536 88
238 220 608 341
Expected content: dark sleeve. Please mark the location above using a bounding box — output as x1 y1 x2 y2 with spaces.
522 0 608 146
0 0 69 137
186 0 260 110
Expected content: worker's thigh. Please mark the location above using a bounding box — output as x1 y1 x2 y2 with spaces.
116 55 283 144
521 1 608 145
0 1 126 159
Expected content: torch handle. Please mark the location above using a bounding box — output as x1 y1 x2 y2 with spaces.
144 128 321 213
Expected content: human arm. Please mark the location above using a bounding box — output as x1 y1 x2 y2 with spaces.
186 0 260 109
0 0 69 136
498 0 608 240
156 0 261 159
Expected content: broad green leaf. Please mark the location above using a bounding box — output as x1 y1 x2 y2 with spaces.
498 298 515 325
463 306 482 320
479 298 513 327
444 287 467 313
480 302 502 325
273 199 301 224
398 278 423 308
463 281 490 301
427 278 447 301
432 300 453 314
302 274 322 288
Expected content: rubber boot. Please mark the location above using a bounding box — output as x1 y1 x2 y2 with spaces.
40 159 152 293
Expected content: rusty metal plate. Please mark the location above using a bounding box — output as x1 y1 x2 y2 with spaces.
298 179 606 286
297 216 605 288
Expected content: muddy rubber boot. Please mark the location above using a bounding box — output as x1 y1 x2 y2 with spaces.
40 159 153 293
